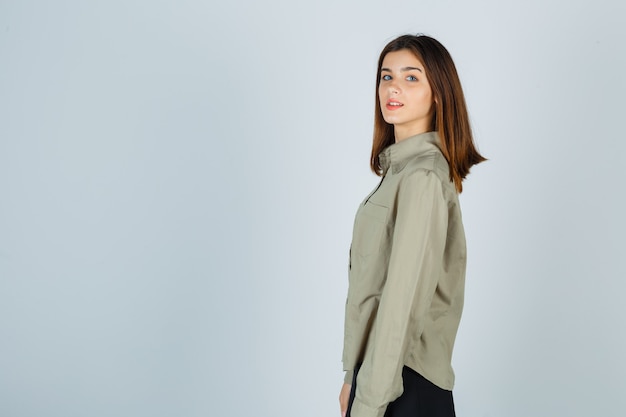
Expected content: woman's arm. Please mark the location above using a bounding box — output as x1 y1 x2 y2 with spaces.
350 170 448 417
339 383 351 417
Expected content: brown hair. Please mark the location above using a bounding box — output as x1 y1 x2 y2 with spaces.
371 34 486 192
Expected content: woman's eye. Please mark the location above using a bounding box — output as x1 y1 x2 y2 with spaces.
381 74 392 81
406 75 418 81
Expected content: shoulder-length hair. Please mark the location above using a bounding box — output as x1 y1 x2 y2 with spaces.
371 34 486 192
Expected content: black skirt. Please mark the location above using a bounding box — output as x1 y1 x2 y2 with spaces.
346 365 456 417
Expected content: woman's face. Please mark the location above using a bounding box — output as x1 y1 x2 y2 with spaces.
378 49 434 141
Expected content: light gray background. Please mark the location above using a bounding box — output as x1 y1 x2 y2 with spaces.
1 1 625 416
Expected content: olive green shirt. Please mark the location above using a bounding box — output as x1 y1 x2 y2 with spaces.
342 131 467 417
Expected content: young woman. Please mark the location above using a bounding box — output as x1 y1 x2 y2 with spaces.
339 35 485 417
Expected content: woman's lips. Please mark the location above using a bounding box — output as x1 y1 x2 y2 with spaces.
386 100 403 111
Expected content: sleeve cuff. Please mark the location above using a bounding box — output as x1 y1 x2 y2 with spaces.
350 398 387 417
344 370 354 384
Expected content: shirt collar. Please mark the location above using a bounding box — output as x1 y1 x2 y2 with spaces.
379 131 442 175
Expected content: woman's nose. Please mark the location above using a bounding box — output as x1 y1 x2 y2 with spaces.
388 81 399 94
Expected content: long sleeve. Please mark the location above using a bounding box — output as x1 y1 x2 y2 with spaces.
350 170 448 417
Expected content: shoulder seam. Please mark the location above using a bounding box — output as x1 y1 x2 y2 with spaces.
404 153 449 183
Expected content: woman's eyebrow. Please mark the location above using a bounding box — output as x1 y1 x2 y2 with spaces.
380 67 423 72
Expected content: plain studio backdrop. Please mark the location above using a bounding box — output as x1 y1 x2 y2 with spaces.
1 1 625 416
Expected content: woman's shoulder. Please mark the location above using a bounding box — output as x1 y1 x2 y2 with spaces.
402 151 450 185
